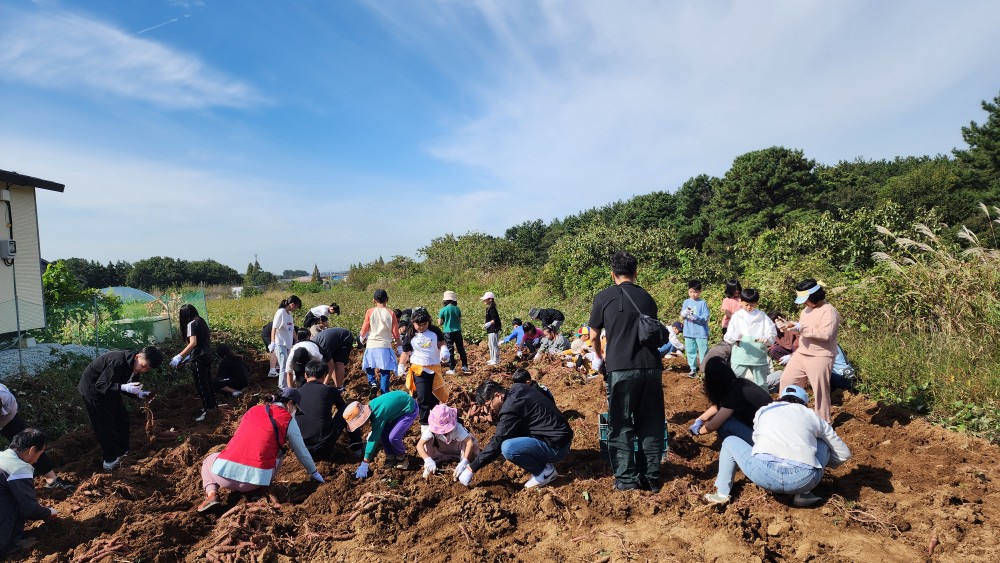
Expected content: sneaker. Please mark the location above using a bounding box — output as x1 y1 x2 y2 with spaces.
230 390 243 398
640 478 661 493
44 477 76 492
102 456 122 472
462 367 471 374
368 384 379 398
197 494 220 512
194 411 207 422
587 372 602 380
267 368 278 378
524 464 558 489
393 456 410 470
686 371 698 379
613 479 640 491
383 454 398 468
445 369 456 375
704 492 731 505
793 492 823 507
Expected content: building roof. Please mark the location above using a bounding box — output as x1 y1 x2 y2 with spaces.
0 169 65 192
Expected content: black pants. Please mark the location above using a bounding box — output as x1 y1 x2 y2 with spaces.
443 331 468 370
1 415 54 475
305 390 362 458
606 368 665 486
413 372 440 425
192 357 216 411
83 395 129 463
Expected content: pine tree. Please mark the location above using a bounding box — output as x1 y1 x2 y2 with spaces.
311 263 321 282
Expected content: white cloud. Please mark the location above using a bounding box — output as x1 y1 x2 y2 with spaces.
368 0 1000 221
0 8 263 109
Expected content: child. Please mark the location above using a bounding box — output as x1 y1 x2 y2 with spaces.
723 289 777 389
720 279 742 336
304 302 339 328
344 390 420 477
261 322 279 377
658 322 685 358
270 295 301 390
398 309 450 426
680 280 710 378
565 327 604 377
417 404 480 479
500 318 525 349
286 329 323 389
480 291 501 365
767 310 798 363
213 344 249 398
520 322 544 355
360 289 399 396
174 304 215 422
438 291 470 375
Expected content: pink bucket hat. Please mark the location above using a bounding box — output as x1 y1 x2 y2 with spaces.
427 404 458 435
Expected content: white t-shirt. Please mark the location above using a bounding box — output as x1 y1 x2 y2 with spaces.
310 305 332 318
420 422 471 445
285 341 323 373
408 329 441 367
272 308 295 348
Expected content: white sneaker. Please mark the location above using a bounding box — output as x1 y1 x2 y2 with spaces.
194 411 207 422
231 390 243 398
486 360 498 366
267 368 278 378
445 369 456 375
524 464 558 489
102 456 122 471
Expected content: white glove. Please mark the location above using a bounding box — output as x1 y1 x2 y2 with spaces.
779 354 791 366
120 382 143 395
355 461 370 479
592 358 604 373
458 466 474 487
310 471 325 483
49 507 58 517
439 347 451 363
137 391 152 399
453 458 469 478
423 457 437 477
169 355 182 368
483 322 491 330
267 342 276 353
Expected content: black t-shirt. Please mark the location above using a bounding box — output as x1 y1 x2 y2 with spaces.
217 356 249 389
261 322 273 345
587 282 661 372
312 328 354 363
720 379 773 428
295 380 341 445
537 308 565 325
186 317 212 360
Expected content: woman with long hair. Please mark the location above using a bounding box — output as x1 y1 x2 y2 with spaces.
270 295 302 391
174 304 215 422
688 356 772 444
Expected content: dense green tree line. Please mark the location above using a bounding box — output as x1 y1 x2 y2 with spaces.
350 91 1000 299
56 256 243 291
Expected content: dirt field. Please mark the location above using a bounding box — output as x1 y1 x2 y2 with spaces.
14 345 1000 562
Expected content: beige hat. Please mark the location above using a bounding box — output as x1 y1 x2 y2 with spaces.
343 401 372 432
479 291 496 301
442 290 458 302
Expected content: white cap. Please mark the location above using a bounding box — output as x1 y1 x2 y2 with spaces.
479 291 496 301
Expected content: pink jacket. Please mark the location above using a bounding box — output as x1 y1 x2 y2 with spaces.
796 303 840 357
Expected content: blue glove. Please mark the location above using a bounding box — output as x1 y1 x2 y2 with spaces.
689 419 704 436
355 461 370 479
310 471 325 483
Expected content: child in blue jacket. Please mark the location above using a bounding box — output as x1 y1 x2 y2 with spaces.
681 280 710 377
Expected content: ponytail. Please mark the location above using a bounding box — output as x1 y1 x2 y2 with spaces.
279 295 302 310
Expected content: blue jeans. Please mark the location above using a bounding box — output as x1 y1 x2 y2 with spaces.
500 437 570 476
686 338 708 371
717 417 754 445
365 368 391 394
715 435 827 497
658 342 677 356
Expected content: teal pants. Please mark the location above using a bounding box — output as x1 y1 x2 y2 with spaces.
685 338 709 371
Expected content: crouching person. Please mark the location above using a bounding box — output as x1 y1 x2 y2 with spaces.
344 390 419 479
418 404 480 479
457 380 573 489
197 389 324 512
704 385 852 508
296 361 364 459
0 429 58 557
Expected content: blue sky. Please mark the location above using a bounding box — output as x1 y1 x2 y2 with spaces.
1 0 999 273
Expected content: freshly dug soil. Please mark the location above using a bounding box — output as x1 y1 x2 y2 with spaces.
16 345 999 562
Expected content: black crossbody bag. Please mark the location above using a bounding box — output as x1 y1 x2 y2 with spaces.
619 286 668 348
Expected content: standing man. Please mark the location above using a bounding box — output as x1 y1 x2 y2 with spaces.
587 251 665 492
0 429 58 557
78 346 163 471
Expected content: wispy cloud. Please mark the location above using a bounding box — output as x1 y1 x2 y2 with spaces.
0 8 264 110
367 0 1000 216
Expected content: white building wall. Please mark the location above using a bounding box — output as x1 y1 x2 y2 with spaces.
0 185 46 333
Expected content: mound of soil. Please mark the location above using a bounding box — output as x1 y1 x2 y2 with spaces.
15 345 1000 562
